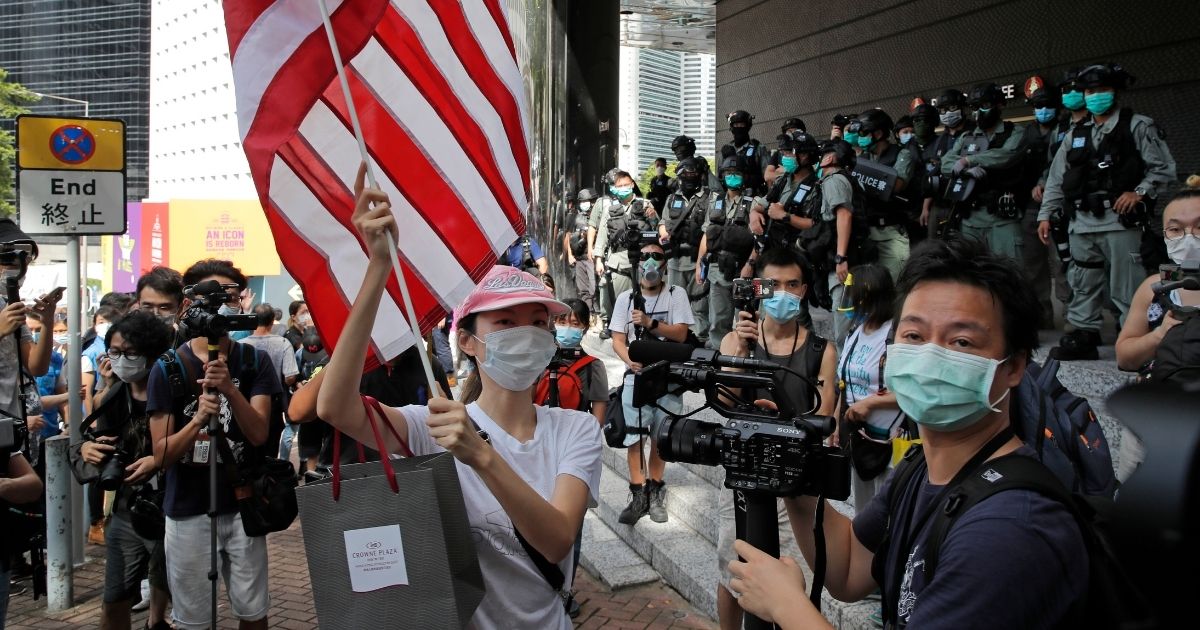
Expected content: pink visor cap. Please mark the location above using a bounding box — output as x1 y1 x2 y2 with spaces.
452 265 570 329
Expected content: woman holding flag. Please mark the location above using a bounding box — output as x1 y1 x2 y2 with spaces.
315 165 603 629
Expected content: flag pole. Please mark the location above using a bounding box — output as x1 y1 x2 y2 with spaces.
317 0 440 397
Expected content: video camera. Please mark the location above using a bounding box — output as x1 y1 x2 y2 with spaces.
732 278 774 315
622 340 850 499
181 280 258 340
1153 261 1200 320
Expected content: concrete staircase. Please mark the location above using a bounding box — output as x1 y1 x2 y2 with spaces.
576 320 1139 627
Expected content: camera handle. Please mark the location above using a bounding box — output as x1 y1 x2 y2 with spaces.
546 367 560 408
739 490 781 630
205 336 221 630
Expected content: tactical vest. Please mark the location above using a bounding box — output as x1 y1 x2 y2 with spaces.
1019 120 1057 192
736 140 766 195
567 208 591 257
862 144 909 225
604 198 651 257
764 172 819 250
705 194 755 254
663 190 709 259
1061 108 1146 218
972 121 1022 195
929 124 975 202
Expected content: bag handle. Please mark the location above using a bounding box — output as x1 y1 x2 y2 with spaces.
331 397 401 500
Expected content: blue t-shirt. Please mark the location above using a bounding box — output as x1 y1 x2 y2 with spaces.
853 445 1088 629
146 341 281 518
36 351 64 437
504 237 545 268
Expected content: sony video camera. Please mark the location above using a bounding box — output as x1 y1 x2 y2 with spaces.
180 280 258 340
626 340 850 499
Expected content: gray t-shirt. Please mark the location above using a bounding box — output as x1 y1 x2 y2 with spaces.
819 170 855 222
240 333 299 382
0 296 32 420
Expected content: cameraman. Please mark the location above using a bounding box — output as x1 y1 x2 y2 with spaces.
76 311 173 630
590 171 659 337
147 259 278 630
610 241 693 525
714 247 837 630
728 238 1086 629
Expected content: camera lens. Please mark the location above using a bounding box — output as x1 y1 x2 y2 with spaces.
98 454 126 491
656 417 721 466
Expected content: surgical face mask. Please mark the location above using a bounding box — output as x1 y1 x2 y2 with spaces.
939 109 963 128
298 313 312 327
884 343 1011 432
898 131 913 145
780 155 799 174
580 201 592 212
640 257 663 284
610 185 634 201
1166 234 1200 264
110 355 151 384
656 167 666 177
1085 91 1115 116
555 324 585 348
53 333 68 346
724 174 744 190
856 134 874 149
94 322 112 339
1034 107 1057 124
842 131 859 147
473 326 557 391
761 290 802 323
973 107 1000 128
1061 90 1085 111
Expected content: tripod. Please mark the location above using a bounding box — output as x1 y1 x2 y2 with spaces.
205 335 222 629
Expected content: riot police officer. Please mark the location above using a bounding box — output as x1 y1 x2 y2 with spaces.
921 89 976 239
1018 85 1066 327
1038 63 1177 360
590 170 659 338
727 110 768 196
812 139 868 349
939 83 1028 260
906 103 940 246
696 150 758 347
657 158 714 343
765 117 807 186
854 108 917 281
565 188 600 311
672 134 720 190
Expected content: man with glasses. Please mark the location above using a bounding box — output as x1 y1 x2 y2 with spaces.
1038 63 1177 360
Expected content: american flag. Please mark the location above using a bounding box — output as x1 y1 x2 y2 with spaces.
223 0 529 363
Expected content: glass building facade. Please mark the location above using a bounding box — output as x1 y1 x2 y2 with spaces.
0 0 152 202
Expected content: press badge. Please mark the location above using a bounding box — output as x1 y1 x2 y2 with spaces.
1072 137 1087 148
192 430 211 464
793 183 812 204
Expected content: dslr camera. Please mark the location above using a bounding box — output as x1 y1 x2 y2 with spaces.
181 280 258 340
628 340 850 499
97 444 131 491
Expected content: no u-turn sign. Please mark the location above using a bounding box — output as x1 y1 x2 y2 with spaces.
16 114 127 236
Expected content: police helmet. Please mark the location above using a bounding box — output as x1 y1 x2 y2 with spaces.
858 108 894 137
819 139 856 171
727 110 754 129
781 117 807 133
894 115 914 132
1028 88 1061 108
967 83 1005 108
676 157 701 177
830 113 852 129
789 131 820 162
912 103 939 125
1075 63 1134 90
671 134 696 155
602 167 622 186
1058 67 1082 92
719 145 745 173
937 88 967 110
576 188 599 203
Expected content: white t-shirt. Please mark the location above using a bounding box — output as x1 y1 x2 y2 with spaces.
609 285 695 340
838 321 903 434
398 402 603 630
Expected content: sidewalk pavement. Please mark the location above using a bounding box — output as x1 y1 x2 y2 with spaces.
7 519 713 629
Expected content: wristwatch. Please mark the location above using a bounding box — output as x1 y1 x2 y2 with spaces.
649 318 660 330
1133 185 1149 198
834 254 849 265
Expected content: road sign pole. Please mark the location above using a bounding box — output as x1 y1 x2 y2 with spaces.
66 234 85 567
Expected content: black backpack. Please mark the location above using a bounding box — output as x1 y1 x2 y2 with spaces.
1151 315 1200 384
880 444 1153 629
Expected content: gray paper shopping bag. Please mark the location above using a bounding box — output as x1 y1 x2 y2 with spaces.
297 410 484 629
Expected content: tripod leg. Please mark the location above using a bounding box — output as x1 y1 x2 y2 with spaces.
742 491 780 630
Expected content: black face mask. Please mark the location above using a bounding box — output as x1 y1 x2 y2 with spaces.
731 127 750 144
673 148 692 161
679 176 701 195
974 107 1001 129
912 119 934 140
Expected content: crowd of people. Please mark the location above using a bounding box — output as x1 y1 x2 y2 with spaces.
0 59 1190 630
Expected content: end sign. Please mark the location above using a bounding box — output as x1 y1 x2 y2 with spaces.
16 115 127 236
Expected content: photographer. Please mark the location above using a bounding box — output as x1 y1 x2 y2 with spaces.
610 241 693 525
714 247 837 629
75 311 173 630
147 259 278 630
728 238 1086 629
315 164 602 629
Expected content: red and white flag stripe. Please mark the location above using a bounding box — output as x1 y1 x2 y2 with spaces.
225 0 529 365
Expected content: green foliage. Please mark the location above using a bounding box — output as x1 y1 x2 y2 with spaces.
0 68 39 217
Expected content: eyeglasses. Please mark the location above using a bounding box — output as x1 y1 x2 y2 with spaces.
139 303 177 314
106 348 143 361
642 252 665 261
1164 225 1199 241
936 105 960 114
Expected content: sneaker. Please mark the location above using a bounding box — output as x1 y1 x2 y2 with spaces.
617 483 648 525
1048 328 1100 361
646 480 668 523
8 580 26 597
132 579 151 611
88 521 106 546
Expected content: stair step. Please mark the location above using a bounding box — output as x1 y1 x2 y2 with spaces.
578 512 658 590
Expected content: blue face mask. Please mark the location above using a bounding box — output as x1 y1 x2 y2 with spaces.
1061 90 1085 111
780 155 799 173
610 185 634 200
761 290 802 323
1034 107 1057 124
724 174 744 189
856 134 874 149
883 343 1011 432
897 131 913 145
555 324 584 348
1085 91 1115 116
842 132 859 147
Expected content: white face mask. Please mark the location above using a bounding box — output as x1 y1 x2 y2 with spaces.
1166 234 1200 265
110 355 151 383
94 322 112 339
472 326 557 392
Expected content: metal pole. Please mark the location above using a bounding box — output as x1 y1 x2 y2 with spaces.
44 435 74 610
66 234 84 566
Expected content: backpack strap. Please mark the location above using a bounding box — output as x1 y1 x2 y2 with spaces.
566 355 598 411
803 334 827 395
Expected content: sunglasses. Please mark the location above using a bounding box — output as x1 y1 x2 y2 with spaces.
642 252 665 261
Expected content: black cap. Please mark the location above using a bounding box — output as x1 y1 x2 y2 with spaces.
858 108 894 135
0 219 38 261
818 139 856 171
671 135 696 152
937 89 967 109
781 117 807 133
576 188 599 203
1075 63 1134 90
727 110 754 128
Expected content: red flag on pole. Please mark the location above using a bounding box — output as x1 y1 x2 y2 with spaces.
223 0 529 366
